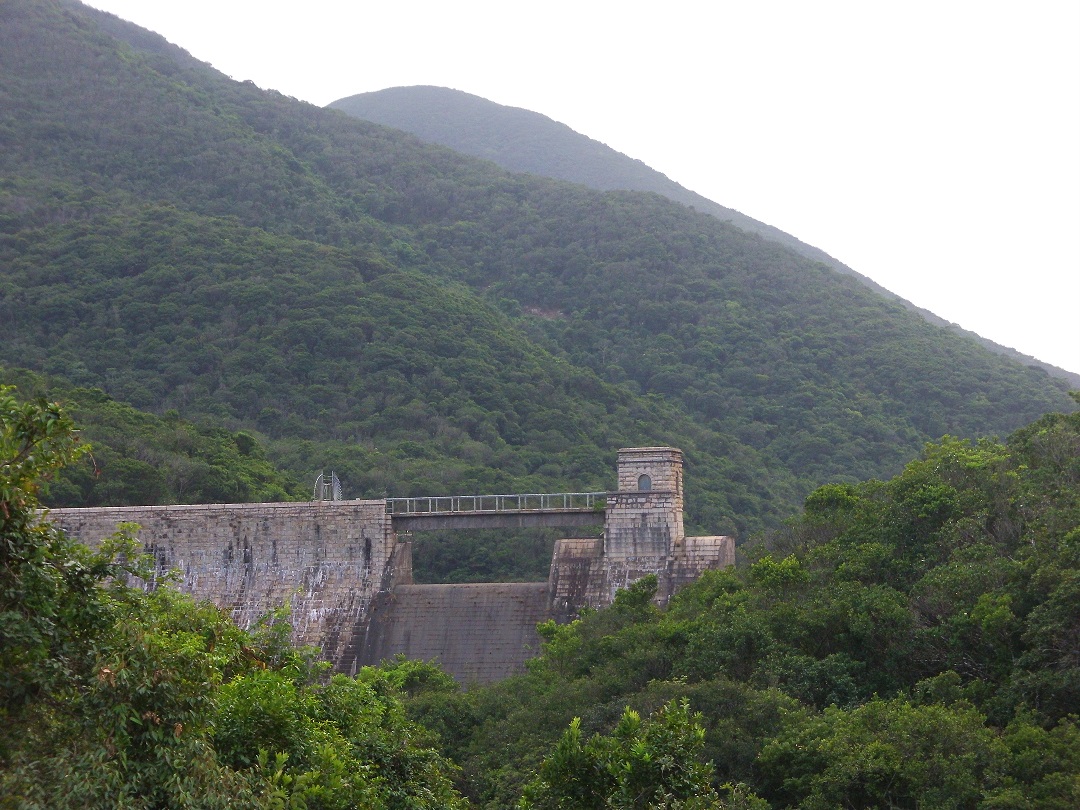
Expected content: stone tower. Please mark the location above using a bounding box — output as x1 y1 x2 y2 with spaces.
602 447 686 603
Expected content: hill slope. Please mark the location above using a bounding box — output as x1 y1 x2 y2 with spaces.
1 367 302 506
0 0 1074 540
328 86 859 276
330 85 1079 385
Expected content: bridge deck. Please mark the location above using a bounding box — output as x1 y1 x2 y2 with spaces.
387 492 607 516
387 492 608 532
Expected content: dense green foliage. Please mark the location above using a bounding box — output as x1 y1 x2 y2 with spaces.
4 4 1080 806
520 700 723 809
4 385 1080 808
330 86 1079 386
1 368 302 506
1 0 1075 542
326 86 919 295
0 385 93 720
0 388 466 808
396 412 1080 807
1 367 577 582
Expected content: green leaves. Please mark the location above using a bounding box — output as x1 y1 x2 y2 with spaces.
0 385 85 512
420 413 1080 805
5 0 1077 542
521 700 723 810
757 697 998 809
748 554 810 591
757 698 1080 810
0 386 96 725
0 390 466 808
1 369 301 507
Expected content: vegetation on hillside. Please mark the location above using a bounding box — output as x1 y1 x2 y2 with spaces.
329 85 1080 386
328 86 891 287
0 387 466 809
398 404 1080 807
1 0 1075 544
3 390 1078 807
3 3 1078 806
1 368 302 506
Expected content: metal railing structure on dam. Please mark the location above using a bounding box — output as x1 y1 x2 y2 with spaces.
387 491 608 531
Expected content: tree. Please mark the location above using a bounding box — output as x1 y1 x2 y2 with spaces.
520 699 728 809
0 386 268 807
0 389 467 808
0 385 96 726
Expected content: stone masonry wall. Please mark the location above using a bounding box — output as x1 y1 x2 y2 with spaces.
602 447 686 604
547 537 605 622
602 488 683 603
616 447 685 504
549 447 734 612
47 501 404 669
548 529 735 613
670 536 736 591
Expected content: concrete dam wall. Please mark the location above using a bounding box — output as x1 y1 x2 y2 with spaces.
359 582 551 683
49 448 735 683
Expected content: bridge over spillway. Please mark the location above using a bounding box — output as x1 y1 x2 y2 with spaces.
387 492 608 531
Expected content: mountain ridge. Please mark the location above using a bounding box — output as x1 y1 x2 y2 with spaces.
329 85 1079 386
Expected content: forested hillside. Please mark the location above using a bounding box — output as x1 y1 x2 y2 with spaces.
0 391 469 808
3 3 1078 807
330 85 1080 385
329 85 870 279
0 0 1075 543
403 405 1080 807
0 368 302 506
4 388 1078 807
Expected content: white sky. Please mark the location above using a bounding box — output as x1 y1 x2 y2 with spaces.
84 1 1080 375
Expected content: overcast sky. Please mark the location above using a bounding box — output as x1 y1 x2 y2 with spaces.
84 0 1080 375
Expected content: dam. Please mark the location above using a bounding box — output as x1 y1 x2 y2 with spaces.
49 447 734 683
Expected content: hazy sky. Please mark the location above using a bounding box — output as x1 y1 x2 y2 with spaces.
84 1 1080 375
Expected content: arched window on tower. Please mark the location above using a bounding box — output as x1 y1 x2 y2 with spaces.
638 474 652 491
